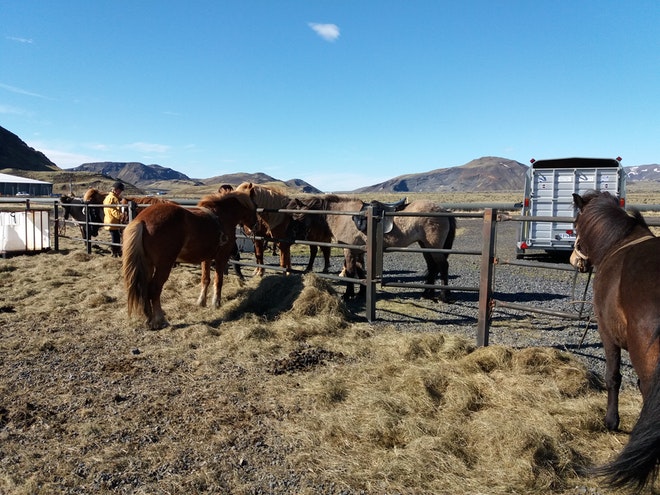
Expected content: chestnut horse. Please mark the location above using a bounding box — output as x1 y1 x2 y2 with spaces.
235 182 293 276
82 187 108 227
570 191 660 490
120 196 178 223
122 191 257 329
289 195 456 301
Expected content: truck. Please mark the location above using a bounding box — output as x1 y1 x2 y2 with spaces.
515 156 626 258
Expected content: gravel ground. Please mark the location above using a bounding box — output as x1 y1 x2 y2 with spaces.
267 216 638 390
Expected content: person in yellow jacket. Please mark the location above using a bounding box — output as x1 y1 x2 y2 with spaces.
103 181 125 257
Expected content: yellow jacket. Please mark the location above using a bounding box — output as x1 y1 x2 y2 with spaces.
103 191 123 230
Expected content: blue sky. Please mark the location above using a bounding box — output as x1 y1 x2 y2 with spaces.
1 1 658 192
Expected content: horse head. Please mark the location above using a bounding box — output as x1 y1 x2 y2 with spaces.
60 195 75 220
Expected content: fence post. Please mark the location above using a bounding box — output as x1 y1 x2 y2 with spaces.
365 205 379 322
53 200 59 251
84 202 92 254
477 208 497 346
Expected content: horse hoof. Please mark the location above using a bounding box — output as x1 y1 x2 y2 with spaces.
148 319 169 330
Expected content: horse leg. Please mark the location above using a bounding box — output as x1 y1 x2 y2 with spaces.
148 264 173 330
421 251 439 301
435 252 451 303
197 260 211 307
305 245 318 273
212 254 229 308
253 239 265 276
278 241 292 275
321 246 331 274
341 249 365 300
601 339 622 431
231 243 245 282
339 249 355 300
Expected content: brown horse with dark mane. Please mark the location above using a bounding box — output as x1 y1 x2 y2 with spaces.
122 191 257 330
235 182 293 275
570 191 660 490
60 195 100 240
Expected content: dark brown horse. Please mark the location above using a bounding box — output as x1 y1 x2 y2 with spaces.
122 191 257 329
289 195 456 301
570 191 660 490
235 182 293 276
60 195 100 240
286 197 333 273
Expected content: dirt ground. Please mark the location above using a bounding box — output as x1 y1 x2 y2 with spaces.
1 197 659 494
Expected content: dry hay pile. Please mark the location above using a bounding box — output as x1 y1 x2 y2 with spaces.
0 243 650 494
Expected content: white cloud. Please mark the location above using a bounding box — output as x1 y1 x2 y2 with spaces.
0 104 29 116
7 36 33 44
0 82 47 99
38 148 100 168
308 23 340 42
125 142 171 154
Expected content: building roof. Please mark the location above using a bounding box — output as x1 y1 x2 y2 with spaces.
0 172 52 185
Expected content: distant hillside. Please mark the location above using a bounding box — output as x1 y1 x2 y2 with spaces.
201 173 321 193
68 162 197 188
2 125 659 194
626 164 660 182
0 126 59 172
356 157 528 193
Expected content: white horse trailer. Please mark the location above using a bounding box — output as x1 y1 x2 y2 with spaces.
516 157 626 258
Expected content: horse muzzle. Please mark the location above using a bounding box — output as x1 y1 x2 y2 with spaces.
570 237 591 273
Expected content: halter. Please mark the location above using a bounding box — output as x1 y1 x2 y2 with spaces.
573 234 655 271
571 235 590 272
605 235 655 261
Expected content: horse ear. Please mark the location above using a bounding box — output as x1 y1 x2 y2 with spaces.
572 193 584 210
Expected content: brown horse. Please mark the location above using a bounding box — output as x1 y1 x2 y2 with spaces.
80 188 108 232
60 195 100 240
289 195 456 301
235 182 293 276
122 191 257 330
570 191 660 490
120 196 178 223
286 197 333 273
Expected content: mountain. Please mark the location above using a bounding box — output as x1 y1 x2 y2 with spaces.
2 125 659 193
355 157 529 193
200 173 322 193
68 162 197 188
626 164 660 182
0 126 59 172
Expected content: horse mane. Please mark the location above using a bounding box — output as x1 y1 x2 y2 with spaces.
237 182 290 209
124 196 174 205
295 194 361 210
198 191 255 212
83 188 106 203
577 191 650 263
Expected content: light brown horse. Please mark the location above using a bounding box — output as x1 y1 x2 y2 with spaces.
289 195 456 301
570 191 660 490
122 191 257 330
120 196 178 223
235 182 293 276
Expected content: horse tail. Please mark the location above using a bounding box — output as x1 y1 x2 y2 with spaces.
594 352 660 490
122 220 152 321
443 215 457 257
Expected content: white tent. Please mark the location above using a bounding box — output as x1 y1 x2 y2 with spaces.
0 172 53 197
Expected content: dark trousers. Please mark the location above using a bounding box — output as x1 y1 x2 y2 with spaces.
110 229 122 257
